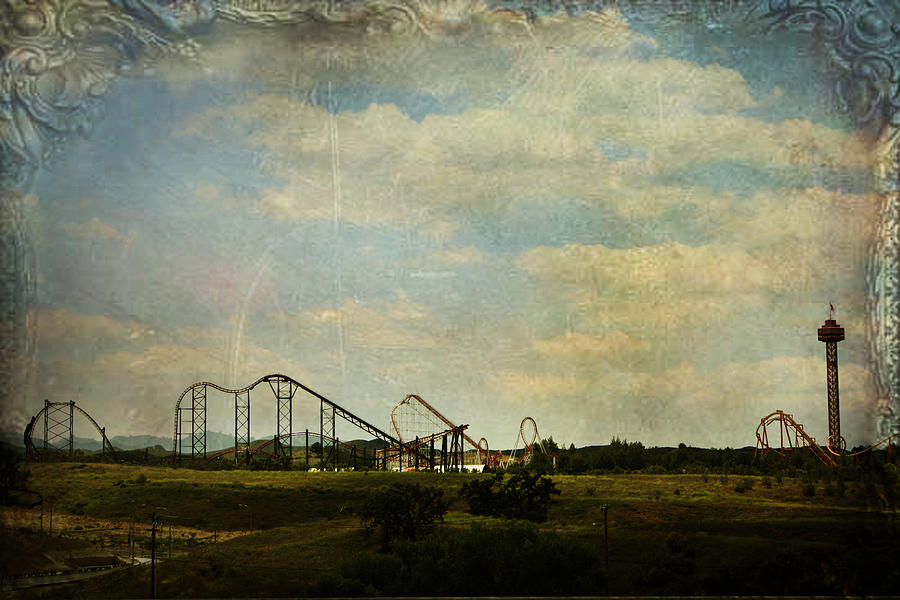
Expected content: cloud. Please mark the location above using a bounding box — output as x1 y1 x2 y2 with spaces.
487 355 877 447
421 245 491 266
270 293 438 352
532 330 650 358
488 372 587 407
36 309 155 346
58 218 136 248
518 240 773 298
175 6 874 232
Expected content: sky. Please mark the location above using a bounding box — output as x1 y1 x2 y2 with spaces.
8 2 885 450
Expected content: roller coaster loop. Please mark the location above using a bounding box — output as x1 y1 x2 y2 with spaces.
24 400 117 461
506 416 546 467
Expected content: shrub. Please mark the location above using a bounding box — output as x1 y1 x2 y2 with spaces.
358 483 449 548
762 476 772 489
0 448 30 505
135 472 148 484
802 483 815 497
459 472 561 522
741 477 754 491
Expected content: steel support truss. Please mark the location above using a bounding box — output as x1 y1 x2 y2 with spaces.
43 399 74 456
825 342 842 447
320 400 336 468
235 390 250 465
268 377 297 459
192 385 207 458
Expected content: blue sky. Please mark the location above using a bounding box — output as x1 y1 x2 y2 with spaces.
14 3 884 450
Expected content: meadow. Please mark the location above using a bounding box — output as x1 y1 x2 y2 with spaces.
2 461 898 597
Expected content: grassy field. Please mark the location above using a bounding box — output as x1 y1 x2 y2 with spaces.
2 463 896 597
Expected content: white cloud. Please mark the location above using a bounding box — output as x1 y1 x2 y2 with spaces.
58 218 136 248
532 330 650 358
488 372 587 408
176 7 875 231
36 309 155 346
270 293 438 352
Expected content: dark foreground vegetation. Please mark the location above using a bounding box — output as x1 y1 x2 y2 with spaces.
1 442 898 597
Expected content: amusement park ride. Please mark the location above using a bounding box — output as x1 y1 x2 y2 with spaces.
755 307 899 465
24 307 895 468
23 373 548 470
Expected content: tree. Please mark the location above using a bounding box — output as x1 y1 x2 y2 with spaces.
0 447 29 505
357 483 450 549
459 471 561 522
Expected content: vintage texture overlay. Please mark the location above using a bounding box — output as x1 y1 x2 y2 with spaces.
0 0 897 446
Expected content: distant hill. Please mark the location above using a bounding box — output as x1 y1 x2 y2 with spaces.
0 431 25 449
110 434 171 451
6 430 239 453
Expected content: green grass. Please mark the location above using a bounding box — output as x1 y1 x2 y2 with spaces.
4 464 896 597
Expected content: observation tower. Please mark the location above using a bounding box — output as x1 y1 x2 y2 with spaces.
817 305 845 452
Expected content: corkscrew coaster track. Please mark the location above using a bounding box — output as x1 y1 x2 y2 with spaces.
755 410 898 466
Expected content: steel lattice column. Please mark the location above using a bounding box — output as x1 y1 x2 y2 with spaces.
320 399 335 468
43 400 74 456
192 385 207 458
818 316 845 452
235 390 250 464
268 377 297 459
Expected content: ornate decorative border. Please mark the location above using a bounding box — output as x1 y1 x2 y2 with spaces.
1 0 897 436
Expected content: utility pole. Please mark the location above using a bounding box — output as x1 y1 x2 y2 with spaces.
150 514 156 598
150 513 158 599
595 504 609 596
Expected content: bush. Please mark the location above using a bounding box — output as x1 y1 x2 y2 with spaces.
802 483 816 497
741 477 754 491
762 476 772 489
357 483 449 548
0 447 29 505
459 472 561 522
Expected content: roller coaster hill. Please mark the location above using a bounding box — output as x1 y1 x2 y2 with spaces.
23 374 554 471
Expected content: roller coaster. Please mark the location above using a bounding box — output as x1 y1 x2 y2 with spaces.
173 374 477 470
506 416 549 467
755 410 898 466
389 394 500 469
24 400 116 461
